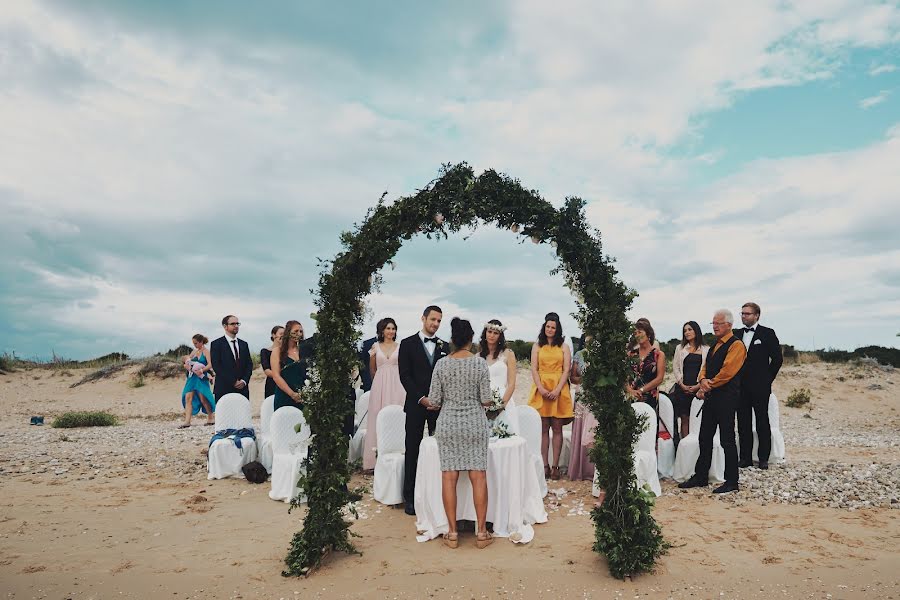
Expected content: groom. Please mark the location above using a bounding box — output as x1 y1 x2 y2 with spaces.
210 315 253 401
398 305 446 515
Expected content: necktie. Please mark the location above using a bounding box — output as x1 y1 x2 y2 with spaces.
232 339 240 370
745 327 755 333
424 337 438 343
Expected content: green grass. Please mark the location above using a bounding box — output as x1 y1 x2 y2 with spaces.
785 387 812 408
129 373 146 388
52 411 119 428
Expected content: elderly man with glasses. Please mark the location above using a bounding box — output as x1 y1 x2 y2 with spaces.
678 308 747 494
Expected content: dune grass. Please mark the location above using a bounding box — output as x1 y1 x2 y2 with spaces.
52 411 119 428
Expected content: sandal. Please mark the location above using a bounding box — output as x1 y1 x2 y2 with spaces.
475 531 494 549
544 465 551 479
442 532 458 549
551 466 561 481
177 424 191 429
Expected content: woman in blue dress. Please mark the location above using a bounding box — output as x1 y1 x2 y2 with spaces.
179 334 215 428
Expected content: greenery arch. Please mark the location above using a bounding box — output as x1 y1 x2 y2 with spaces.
284 163 666 579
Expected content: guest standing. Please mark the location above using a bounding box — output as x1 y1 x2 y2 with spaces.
398 305 447 515
670 321 709 439
428 317 493 549
527 312 573 481
358 336 377 393
625 320 666 413
210 315 253 401
568 334 597 480
363 318 406 470
737 302 783 469
179 334 215 428
678 309 747 494
271 320 307 412
260 325 284 399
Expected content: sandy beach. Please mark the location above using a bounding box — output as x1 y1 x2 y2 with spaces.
1 359 898 599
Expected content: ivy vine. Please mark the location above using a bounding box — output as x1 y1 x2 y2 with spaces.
283 163 666 578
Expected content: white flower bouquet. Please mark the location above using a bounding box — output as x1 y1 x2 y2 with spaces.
491 420 513 439
485 388 505 420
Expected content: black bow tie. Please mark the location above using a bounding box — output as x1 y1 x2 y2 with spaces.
424 337 438 344
745 327 756 333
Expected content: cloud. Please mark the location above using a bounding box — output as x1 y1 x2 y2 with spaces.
870 64 898 75
860 90 891 109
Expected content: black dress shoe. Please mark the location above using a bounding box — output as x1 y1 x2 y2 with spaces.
677 477 708 489
404 501 416 516
757 461 769 470
738 460 752 468
712 482 739 494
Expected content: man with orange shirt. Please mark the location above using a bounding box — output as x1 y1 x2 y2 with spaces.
678 308 747 494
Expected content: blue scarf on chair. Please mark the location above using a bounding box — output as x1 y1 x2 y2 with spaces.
209 428 256 452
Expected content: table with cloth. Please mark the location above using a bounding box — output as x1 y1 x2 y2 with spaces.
414 435 548 543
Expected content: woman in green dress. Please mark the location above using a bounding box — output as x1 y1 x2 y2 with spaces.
271 320 310 412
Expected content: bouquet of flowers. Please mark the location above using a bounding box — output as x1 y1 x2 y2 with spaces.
491 420 513 439
485 388 505 420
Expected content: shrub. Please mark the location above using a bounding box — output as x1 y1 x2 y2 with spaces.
52 411 119 428
130 373 145 388
70 361 135 387
0 353 12 373
136 358 183 379
785 388 811 408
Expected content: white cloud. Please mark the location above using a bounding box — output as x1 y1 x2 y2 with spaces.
869 63 898 75
860 90 891 109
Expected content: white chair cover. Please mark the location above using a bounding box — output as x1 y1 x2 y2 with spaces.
548 424 572 469
657 393 675 479
269 407 310 503
373 405 405 505
349 392 370 464
257 395 276 473
516 405 548 498
207 394 257 480
632 403 662 497
672 398 725 483
752 393 786 464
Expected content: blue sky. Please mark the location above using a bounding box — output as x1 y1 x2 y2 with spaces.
1 1 899 360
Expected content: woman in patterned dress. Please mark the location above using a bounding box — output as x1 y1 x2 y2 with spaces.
427 317 493 549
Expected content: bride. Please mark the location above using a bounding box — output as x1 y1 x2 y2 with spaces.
478 319 519 434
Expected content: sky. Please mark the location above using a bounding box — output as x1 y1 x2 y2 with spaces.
1 0 899 360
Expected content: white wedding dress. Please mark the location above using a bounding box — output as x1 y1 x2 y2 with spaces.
488 356 520 436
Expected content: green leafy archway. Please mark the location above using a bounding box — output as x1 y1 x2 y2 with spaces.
284 163 666 579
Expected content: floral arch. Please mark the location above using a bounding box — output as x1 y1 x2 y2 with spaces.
284 163 665 579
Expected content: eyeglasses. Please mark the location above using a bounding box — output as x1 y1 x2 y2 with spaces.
227 322 240 326
710 321 727 326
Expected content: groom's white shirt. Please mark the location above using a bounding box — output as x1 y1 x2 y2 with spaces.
419 330 436 357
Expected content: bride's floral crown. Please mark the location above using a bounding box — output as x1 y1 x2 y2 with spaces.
482 322 507 333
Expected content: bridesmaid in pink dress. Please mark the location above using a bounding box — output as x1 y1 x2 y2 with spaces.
363 318 406 470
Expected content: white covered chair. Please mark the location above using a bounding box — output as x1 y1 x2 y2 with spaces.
657 393 675 479
672 398 725 483
632 402 662 497
549 423 572 470
348 391 370 465
752 393 786 464
517 405 548 498
256 395 276 473
207 393 257 480
373 405 406 505
269 407 311 503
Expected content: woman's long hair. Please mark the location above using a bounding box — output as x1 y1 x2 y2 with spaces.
279 320 302 364
537 312 564 347
479 319 507 360
682 321 703 351
376 317 397 343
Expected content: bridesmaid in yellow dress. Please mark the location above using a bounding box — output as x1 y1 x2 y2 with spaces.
528 312 573 481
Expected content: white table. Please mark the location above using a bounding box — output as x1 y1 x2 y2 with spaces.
414 435 548 543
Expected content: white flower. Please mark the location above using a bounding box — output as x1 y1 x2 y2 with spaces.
304 379 311 387
550 241 558 248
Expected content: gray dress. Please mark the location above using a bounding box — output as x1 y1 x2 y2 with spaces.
429 356 491 471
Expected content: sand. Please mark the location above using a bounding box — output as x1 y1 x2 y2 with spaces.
0 359 898 599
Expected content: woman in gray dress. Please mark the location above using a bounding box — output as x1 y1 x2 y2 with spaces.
426 317 493 549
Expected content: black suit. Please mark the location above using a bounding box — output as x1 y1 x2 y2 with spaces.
210 336 253 401
358 337 377 393
398 332 446 503
735 325 783 464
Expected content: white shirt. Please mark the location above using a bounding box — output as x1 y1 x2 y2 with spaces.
225 334 240 360
742 324 757 350
418 330 437 357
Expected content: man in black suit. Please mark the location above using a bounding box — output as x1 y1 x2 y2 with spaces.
358 336 377 393
210 315 253 401
398 305 446 515
736 302 783 470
